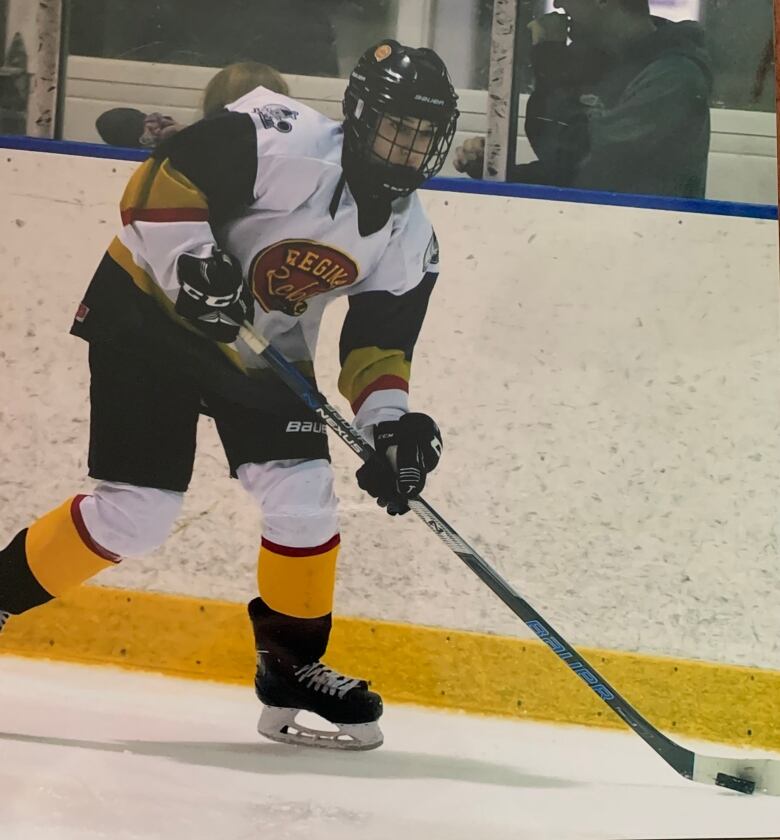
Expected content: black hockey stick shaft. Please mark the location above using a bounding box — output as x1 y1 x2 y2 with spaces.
238 325 696 781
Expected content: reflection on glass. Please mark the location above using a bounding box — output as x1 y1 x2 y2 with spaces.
545 0 702 23
0 31 29 135
2 0 769 204
0 0 31 135
68 0 400 77
706 0 775 112
427 0 494 90
64 0 403 148
67 0 497 91
63 0 497 150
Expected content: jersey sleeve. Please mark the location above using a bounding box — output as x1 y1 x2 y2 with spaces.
338 201 440 432
115 110 258 300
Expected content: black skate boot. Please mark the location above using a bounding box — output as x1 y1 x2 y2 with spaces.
248 597 383 751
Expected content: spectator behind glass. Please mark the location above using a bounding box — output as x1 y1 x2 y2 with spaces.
454 0 712 199
96 61 289 149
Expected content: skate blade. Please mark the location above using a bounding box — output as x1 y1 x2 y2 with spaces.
257 705 383 751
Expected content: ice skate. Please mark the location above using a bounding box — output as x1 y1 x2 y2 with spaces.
255 655 383 751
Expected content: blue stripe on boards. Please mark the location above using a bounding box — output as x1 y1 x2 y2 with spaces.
1 134 776 221
0 134 148 162
425 176 779 221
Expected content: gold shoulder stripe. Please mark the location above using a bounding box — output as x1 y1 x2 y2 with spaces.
119 158 208 226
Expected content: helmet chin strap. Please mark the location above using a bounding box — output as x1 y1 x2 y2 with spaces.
348 169 391 204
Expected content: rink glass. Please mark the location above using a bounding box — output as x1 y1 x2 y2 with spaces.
0 0 774 204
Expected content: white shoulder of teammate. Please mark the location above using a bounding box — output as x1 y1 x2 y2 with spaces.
227 86 341 163
226 86 342 210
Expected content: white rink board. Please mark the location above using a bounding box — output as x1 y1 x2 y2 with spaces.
1 149 778 669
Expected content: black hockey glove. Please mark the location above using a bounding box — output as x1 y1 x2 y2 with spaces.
175 248 254 343
356 413 443 516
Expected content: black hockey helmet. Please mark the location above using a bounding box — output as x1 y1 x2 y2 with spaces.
342 40 459 199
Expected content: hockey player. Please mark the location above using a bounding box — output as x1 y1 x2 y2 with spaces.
0 41 459 750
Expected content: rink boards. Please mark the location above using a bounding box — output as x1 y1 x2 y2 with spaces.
2 583 780 752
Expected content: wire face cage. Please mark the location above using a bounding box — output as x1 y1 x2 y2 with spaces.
355 102 458 196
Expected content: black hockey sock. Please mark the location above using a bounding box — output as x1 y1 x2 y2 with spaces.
248 596 331 665
0 528 52 614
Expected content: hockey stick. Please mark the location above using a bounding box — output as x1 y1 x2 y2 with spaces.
237 322 780 796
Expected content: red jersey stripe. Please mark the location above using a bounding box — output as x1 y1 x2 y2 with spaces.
351 374 409 413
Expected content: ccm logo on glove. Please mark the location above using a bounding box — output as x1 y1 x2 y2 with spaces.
356 412 443 516
175 247 254 343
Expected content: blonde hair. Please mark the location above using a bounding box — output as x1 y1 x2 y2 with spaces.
202 62 289 117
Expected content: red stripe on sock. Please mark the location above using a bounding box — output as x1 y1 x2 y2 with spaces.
261 534 340 558
71 495 121 562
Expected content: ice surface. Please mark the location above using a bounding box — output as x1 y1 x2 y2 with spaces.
1 656 779 840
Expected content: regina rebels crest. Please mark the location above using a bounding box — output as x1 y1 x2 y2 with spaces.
249 240 360 316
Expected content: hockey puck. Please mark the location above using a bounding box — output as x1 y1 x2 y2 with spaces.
715 772 756 794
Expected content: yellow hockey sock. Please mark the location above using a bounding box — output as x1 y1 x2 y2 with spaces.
257 534 339 620
24 495 118 597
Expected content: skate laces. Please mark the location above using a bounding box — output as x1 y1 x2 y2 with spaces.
294 662 361 698
0 611 10 632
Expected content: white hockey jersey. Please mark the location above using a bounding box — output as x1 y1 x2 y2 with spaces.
85 86 440 427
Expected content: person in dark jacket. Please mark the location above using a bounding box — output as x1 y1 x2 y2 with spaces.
454 0 712 198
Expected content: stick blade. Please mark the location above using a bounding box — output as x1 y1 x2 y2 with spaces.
693 753 780 796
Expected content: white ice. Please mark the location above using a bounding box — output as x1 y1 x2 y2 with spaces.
1 656 779 840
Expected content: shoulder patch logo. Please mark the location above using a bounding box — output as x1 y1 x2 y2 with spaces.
249 240 360 316
423 231 440 271
254 103 299 133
